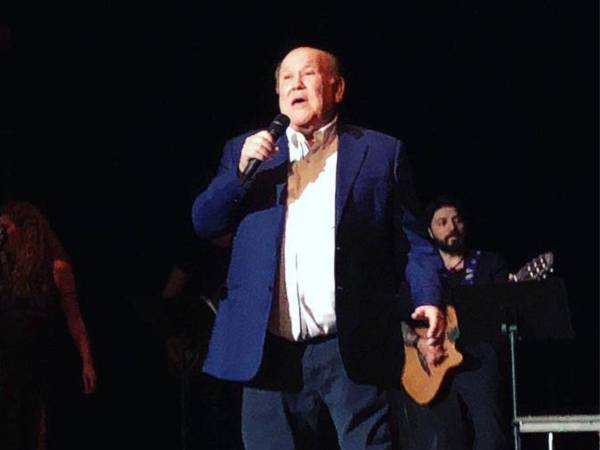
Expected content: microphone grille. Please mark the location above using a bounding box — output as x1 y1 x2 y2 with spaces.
268 114 290 138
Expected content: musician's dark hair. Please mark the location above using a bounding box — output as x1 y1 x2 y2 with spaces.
423 195 464 228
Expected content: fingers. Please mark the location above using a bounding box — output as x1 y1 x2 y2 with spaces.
427 345 445 366
410 310 423 321
82 368 97 395
431 348 447 366
239 131 278 173
427 308 446 340
417 337 446 366
426 312 444 340
426 335 443 347
411 305 448 367
410 305 446 353
84 374 92 395
83 373 90 394
411 305 446 339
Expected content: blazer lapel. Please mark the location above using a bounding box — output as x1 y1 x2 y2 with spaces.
335 125 368 229
252 126 367 226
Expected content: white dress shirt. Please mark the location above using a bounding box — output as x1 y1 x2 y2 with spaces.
282 118 338 340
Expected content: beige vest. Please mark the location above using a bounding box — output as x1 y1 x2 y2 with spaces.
268 135 339 340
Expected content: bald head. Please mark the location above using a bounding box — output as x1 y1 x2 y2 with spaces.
275 47 342 90
275 47 345 137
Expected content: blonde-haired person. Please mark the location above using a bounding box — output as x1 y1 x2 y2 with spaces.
0 201 96 450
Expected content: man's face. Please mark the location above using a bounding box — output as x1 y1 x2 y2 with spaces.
277 47 345 135
428 206 466 254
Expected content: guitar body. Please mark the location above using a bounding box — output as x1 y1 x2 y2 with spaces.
400 251 554 405
401 305 463 405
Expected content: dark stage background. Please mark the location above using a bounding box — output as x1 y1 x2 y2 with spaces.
1 2 597 449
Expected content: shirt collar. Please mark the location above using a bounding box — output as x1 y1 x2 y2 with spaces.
286 116 338 162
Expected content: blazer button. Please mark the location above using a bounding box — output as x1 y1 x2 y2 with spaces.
336 285 344 292
335 246 341 251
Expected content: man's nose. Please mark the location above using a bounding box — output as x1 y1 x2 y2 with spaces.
292 74 305 89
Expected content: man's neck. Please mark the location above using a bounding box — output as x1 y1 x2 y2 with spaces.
291 115 337 143
288 116 338 155
439 250 466 271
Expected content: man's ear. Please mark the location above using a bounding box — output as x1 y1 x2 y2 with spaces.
427 228 433 239
334 76 346 104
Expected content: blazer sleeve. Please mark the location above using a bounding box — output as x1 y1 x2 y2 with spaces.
192 137 247 239
393 141 443 307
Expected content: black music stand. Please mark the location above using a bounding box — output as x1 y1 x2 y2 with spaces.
450 278 574 450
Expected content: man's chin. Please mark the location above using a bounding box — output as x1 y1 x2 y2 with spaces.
437 238 466 255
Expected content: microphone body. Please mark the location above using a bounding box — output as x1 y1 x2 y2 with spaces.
241 114 290 184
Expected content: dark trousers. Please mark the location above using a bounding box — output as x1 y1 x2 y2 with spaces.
242 335 391 450
451 343 508 450
187 373 243 450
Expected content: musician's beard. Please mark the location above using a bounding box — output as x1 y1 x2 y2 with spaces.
433 233 466 256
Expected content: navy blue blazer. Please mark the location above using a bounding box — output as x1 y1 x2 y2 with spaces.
192 123 442 386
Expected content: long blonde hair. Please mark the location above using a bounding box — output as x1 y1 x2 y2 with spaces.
0 201 68 298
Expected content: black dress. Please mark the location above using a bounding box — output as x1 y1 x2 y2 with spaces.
0 277 59 450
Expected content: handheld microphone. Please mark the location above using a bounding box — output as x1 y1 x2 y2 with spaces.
241 113 290 184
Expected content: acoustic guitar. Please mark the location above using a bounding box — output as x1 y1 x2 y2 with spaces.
400 251 554 405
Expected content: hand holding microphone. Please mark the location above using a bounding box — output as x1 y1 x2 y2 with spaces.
239 114 290 184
